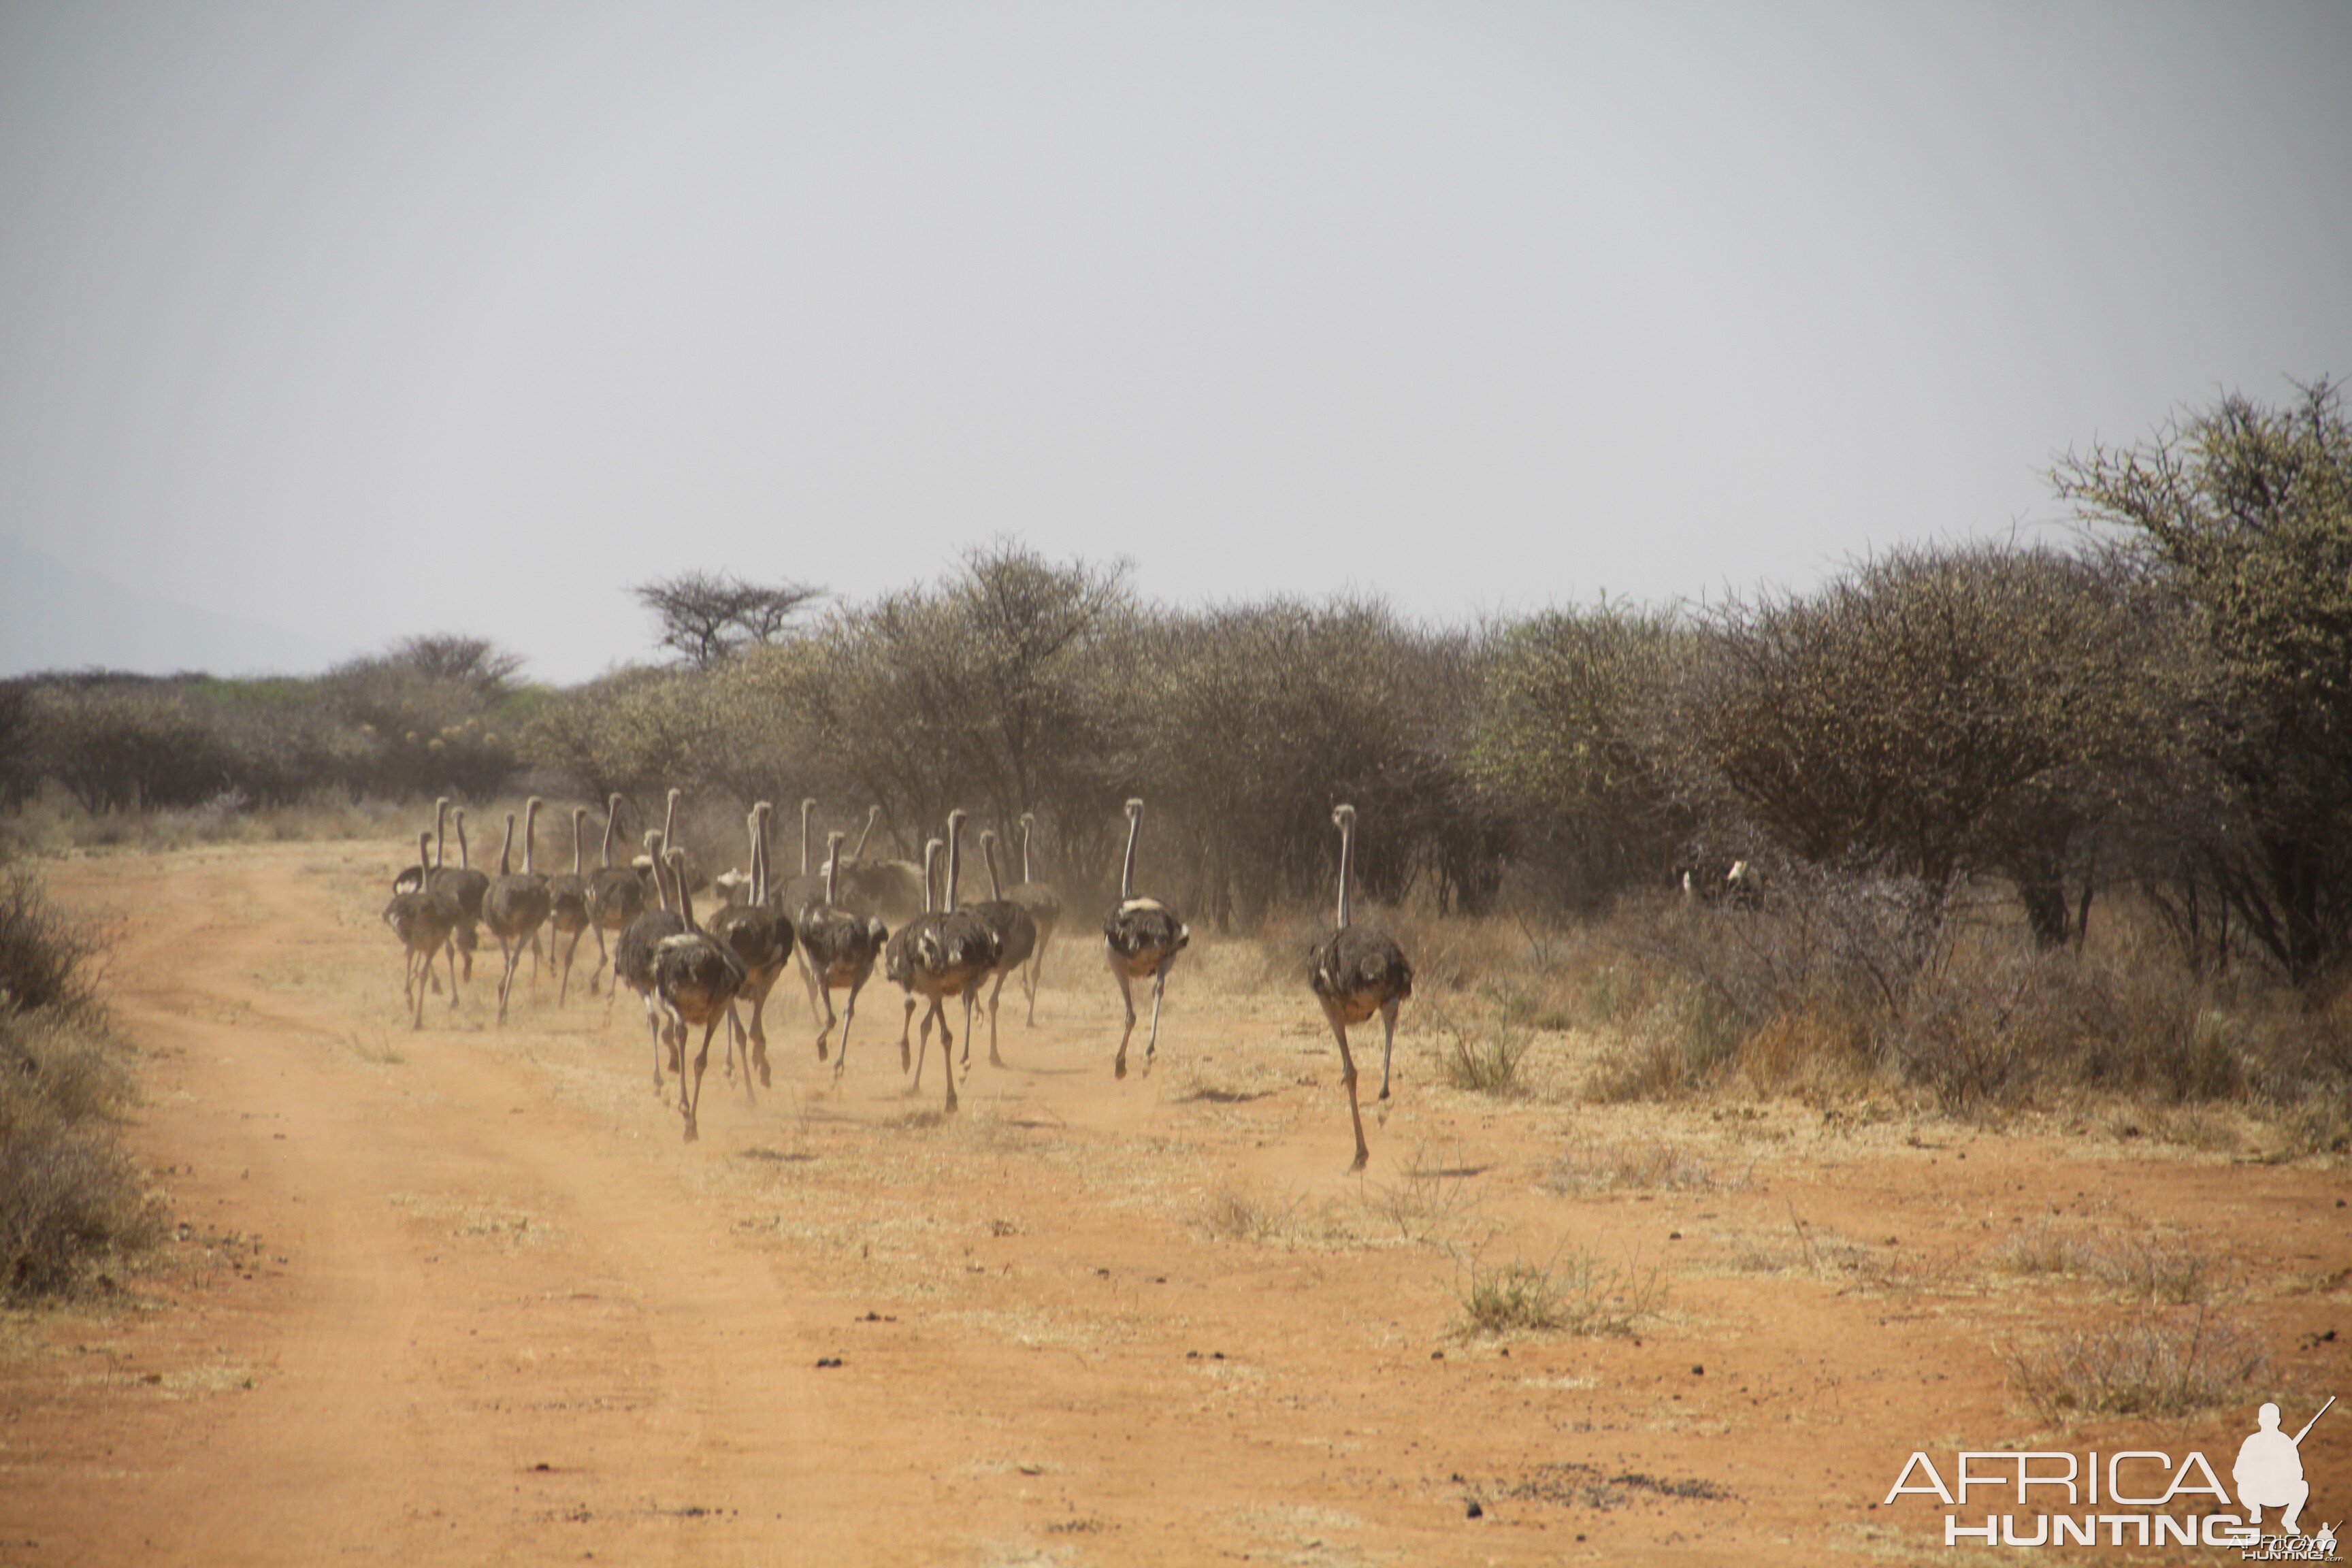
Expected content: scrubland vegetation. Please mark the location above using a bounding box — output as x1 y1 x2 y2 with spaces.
0 871 160 1298
4 385 2349 1164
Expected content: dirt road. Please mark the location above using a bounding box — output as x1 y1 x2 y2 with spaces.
2 843 2345 1564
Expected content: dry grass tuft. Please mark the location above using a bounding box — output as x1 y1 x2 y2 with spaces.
1452 1247 1665 1339
2006 1310 2269 1419
1991 1224 2221 1305
1547 1136 1722 1194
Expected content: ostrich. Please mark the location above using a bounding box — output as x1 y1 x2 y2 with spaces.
435 802 489 981
1005 812 1063 1026
881 837 944 1070
613 831 685 1090
894 812 1000 1112
546 804 594 1004
586 793 647 998
391 798 443 894
703 803 794 1094
1103 798 1188 1080
382 829 461 1028
772 798 832 1028
838 805 928 923
653 847 745 1143
1306 804 1415 1171
963 828 1037 1069
795 828 889 1080
655 787 707 898
482 798 553 1025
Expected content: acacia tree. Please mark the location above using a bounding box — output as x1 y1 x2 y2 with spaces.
2056 380 2352 981
1699 542 2172 938
1468 602 1701 910
634 571 824 669
762 545 1139 892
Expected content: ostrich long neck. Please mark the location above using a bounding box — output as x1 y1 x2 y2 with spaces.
456 813 472 870
673 857 698 934
522 801 540 876
600 796 619 868
661 790 679 857
983 836 1004 901
1021 818 1035 883
497 815 515 877
647 834 669 912
922 840 941 914
824 833 845 907
852 806 878 864
1337 818 1354 930
753 809 772 906
434 799 450 870
418 832 434 881
571 811 585 877
1120 813 1141 901
799 801 813 877
945 817 965 910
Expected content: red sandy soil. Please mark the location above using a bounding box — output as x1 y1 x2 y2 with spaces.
1 840 2346 1565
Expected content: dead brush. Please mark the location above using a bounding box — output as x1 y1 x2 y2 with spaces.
1451 1247 1665 1339
2006 1309 2270 1419
1198 1186 1309 1246
1362 1147 1484 1245
1547 1135 1722 1194
1991 1223 2221 1305
1422 997 1534 1100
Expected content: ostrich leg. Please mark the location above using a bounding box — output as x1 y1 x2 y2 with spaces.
1141 962 1174 1075
1322 1004 1371 1171
1379 998 1401 1100
1110 961 1138 1079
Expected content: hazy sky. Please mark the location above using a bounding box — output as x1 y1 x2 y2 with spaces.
3 3 2347 683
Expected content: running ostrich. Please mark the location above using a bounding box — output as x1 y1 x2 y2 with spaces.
481 798 553 1025
796 828 889 1080
964 828 1037 1068
1306 804 1415 1171
896 812 1000 1111
545 804 594 1004
653 787 702 898
653 847 745 1143
703 803 794 1094
839 804 928 923
383 829 462 1028
613 831 686 1090
772 798 832 1028
1006 812 1063 1025
586 794 647 998
1104 798 1188 1079
432 800 489 981
882 837 945 1070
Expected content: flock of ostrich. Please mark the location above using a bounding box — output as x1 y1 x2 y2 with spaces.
383 791 1414 1166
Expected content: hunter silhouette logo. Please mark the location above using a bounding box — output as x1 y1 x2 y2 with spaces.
2238 1397 2332 1536
1879 1392 2338 1553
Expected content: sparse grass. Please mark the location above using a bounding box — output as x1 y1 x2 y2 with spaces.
1991 1224 2221 1305
1362 1147 1483 1245
2006 1310 2270 1419
1452 1247 1665 1339
1197 1185 1359 1250
1547 1135 1722 1194
1992 1223 2098 1278
1425 1000 1533 1099
1199 1186 1307 1245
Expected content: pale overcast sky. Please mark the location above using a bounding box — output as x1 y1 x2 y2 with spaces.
2 3 2347 683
